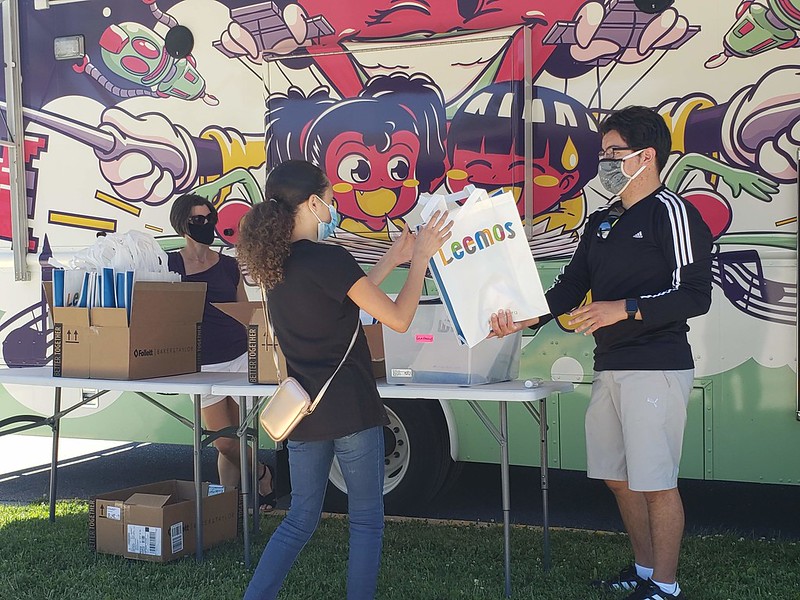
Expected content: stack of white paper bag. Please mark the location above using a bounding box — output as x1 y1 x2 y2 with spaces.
51 231 180 321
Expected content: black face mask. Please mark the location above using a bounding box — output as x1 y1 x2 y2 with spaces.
187 221 216 245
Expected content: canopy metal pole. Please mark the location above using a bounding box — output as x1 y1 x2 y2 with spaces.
2 0 30 281
524 25 534 240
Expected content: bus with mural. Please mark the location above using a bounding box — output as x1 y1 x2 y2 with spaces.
0 0 798 511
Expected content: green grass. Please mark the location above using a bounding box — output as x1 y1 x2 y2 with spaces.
0 501 798 599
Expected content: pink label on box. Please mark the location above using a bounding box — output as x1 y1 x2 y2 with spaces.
415 334 434 343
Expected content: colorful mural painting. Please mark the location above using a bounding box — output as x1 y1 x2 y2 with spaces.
0 0 798 500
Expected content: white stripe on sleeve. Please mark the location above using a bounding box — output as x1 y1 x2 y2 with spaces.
641 191 695 299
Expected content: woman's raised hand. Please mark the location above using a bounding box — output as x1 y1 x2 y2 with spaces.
386 225 415 266
413 211 453 262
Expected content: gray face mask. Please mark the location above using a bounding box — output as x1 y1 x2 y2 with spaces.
598 149 645 196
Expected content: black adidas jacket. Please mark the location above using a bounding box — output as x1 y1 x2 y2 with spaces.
543 186 713 371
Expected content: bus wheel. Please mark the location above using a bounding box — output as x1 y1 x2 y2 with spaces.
324 398 453 514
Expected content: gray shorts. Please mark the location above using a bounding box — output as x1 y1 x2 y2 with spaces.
586 369 693 492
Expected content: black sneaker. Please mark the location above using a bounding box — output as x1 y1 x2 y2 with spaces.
623 579 686 600
591 564 645 592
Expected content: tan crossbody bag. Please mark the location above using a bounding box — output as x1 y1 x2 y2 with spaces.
258 293 359 442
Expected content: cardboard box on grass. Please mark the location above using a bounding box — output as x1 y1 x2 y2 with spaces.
45 281 206 380
214 301 385 382
89 480 238 563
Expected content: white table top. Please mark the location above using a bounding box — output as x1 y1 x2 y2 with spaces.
0 366 241 395
212 375 573 402
0 368 574 400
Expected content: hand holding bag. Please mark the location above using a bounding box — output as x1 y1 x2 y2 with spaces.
258 294 359 442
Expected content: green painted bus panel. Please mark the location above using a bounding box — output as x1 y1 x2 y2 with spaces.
713 361 800 485
448 399 548 466
0 387 195 443
0 386 277 449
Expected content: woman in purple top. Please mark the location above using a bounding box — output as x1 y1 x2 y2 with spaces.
168 193 275 511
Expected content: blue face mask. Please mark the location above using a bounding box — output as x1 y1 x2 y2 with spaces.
313 197 339 241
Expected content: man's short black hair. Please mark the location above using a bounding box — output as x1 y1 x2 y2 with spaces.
599 106 671 172
169 193 217 236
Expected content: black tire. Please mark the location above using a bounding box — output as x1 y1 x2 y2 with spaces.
324 398 454 514
436 458 465 500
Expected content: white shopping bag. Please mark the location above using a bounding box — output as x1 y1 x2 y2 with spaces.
421 187 549 347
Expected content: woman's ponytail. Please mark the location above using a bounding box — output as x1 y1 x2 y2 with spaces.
237 160 328 291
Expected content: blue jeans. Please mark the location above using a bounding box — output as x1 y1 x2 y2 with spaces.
243 426 385 600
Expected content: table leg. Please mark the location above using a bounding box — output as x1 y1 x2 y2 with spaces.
253 412 260 534
193 393 204 563
48 386 62 523
239 395 251 568
499 402 512 598
540 396 550 572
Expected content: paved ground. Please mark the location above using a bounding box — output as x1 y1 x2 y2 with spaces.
1 435 798 540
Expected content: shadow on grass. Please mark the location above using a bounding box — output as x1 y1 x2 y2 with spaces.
0 503 798 599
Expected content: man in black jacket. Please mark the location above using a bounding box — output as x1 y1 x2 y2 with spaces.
492 106 712 600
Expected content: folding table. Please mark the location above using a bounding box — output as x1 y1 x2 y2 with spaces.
0 366 245 562
213 376 573 597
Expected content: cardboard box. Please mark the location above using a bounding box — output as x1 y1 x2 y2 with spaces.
47 281 206 380
213 301 286 384
89 480 238 563
214 301 385 383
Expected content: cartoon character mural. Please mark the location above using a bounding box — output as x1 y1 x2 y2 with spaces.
0 0 797 379
74 0 219 105
218 0 698 102
265 74 446 238
705 0 800 68
446 82 599 250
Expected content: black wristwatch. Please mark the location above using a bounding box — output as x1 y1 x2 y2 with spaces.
625 298 638 320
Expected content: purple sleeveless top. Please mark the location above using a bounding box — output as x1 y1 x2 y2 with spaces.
168 252 247 365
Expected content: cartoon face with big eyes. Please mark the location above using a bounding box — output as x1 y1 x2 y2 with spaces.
274 73 447 238
325 130 423 235
294 0 577 41
446 83 598 223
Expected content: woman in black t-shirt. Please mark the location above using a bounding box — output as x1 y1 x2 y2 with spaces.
238 160 451 600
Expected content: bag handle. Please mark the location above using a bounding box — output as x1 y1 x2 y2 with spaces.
460 186 487 211
261 287 359 412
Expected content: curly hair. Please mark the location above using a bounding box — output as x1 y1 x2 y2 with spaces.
237 160 329 291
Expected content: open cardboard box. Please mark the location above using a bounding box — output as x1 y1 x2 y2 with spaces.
214 301 385 383
45 281 206 380
89 480 238 563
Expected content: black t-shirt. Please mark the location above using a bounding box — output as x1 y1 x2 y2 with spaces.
167 252 247 365
268 240 388 442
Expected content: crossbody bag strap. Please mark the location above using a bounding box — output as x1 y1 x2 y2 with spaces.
261 287 360 413
308 323 359 413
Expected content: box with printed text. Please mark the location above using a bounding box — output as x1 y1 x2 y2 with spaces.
46 281 206 380
89 480 238 563
214 301 385 383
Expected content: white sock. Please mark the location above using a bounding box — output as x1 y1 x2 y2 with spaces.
635 563 654 581
652 579 680 596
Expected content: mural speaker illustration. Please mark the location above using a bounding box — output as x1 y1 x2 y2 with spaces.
634 0 675 13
